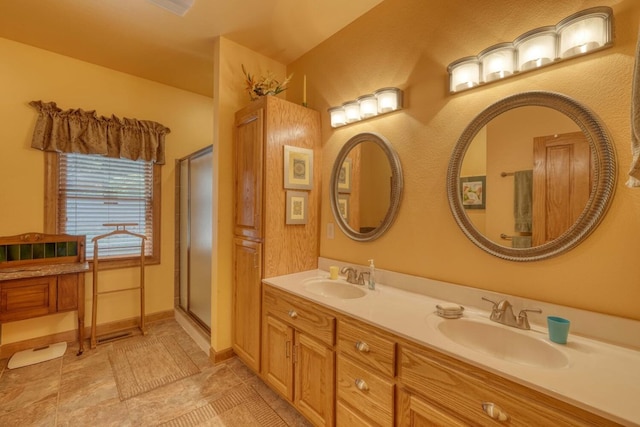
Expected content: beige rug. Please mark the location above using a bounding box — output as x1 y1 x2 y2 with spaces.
159 384 288 427
109 335 200 400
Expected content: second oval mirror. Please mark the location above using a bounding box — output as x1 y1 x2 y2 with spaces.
447 91 616 261
330 132 403 241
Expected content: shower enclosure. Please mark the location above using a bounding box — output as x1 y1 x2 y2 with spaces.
176 146 212 331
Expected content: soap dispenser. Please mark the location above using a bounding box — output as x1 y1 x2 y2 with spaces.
367 259 376 290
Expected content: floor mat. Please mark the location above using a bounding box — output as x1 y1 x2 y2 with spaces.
109 335 200 400
159 384 288 427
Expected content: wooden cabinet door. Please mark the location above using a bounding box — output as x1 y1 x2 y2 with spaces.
397 388 467 427
533 131 591 245
0 276 57 322
234 108 264 240
262 315 294 400
232 238 262 371
295 332 335 427
57 274 78 311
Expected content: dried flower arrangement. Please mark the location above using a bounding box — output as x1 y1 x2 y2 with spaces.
242 64 293 101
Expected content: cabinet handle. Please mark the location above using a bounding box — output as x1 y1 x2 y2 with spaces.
354 341 370 353
354 378 369 391
481 402 509 422
285 340 291 358
288 310 298 319
253 253 258 269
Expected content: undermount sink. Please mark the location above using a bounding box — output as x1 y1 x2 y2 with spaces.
433 317 569 369
303 278 366 299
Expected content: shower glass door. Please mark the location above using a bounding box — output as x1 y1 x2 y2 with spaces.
178 146 212 330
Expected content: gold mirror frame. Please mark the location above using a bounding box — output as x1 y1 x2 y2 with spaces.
447 91 616 261
330 132 404 242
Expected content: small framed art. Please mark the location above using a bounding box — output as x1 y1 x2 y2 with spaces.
337 194 349 222
286 191 308 224
460 175 486 209
284 145 313 190
338 158 352 193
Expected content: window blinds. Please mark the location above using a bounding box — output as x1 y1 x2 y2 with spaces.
58 153 153 259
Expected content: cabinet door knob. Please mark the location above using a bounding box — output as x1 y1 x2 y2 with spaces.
481 402 509 422
288 310 298 319
354 378 369 391
354 341 370 353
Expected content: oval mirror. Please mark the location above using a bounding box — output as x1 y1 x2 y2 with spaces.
447 91 616 261
330 132 403 241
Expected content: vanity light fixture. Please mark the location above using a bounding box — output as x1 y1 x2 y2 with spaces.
515 27 557 71
447 6 613 93
343 100 361 123
328 87 403 128
358 94 378 118
557 8 613 59
479 43 516 82
328 107 347 127
448 58 481 92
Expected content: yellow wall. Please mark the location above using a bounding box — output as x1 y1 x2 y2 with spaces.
0 37 213 344
210 37 286 352
287 0 640 320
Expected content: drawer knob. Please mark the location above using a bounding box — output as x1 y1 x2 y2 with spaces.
354 341 370 353
354 378 369 391
288 310 298 319
481 402 509 422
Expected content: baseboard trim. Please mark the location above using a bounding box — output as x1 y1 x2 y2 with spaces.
0 310 174 359
210 347 234 364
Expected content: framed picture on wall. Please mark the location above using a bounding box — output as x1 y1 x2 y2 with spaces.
338 158 352 193
460 175 486 209
284 145 313 190
338 194 349 222
286 191 308 224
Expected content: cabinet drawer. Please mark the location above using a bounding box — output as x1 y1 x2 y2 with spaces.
337 317 395 377
336 400 376 427
337 355 394 427
398 344 616 426
0 277 56 322
263 286 335 346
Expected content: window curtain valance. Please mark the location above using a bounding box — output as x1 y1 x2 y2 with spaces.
29 100 170 164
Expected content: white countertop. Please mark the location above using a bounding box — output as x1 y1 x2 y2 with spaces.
263 269 640 426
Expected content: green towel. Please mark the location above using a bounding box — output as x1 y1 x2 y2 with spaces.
514 170 533 233
512 236 532 248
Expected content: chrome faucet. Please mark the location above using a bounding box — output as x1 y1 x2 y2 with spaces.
482 297 542 330
340 267 359 284
357 271 370 286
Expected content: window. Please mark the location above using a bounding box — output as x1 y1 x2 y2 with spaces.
45 152 161 269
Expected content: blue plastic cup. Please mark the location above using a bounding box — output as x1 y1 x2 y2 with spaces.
547 316 570 344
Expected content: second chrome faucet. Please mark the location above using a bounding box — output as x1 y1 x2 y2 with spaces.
340 266 372 287
482 297 542 330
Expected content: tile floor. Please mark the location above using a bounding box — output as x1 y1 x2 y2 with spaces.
0 318 311 426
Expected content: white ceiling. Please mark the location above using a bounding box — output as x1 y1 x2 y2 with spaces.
0 0 383 97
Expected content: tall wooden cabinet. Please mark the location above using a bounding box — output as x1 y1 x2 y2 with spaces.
232 96 320 372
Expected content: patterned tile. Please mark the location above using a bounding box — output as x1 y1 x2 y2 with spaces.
0 394 57 427
0 318 309 426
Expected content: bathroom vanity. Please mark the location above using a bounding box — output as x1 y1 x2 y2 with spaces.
261 268 640 427
0 233 88 355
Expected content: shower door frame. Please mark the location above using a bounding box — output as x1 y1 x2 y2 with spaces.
175 145 213 333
